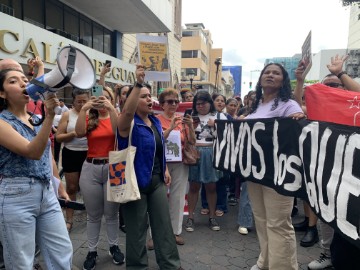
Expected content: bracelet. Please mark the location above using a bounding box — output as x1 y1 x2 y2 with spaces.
134 82 144 88
337 71 347 79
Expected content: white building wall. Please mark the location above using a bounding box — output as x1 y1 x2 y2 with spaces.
306 49 347 81
348 5 360 49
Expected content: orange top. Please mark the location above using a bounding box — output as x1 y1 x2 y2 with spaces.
86 117 114 158
156 114 186 147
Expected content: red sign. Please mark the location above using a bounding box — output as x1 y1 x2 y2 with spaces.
152 101 193 115
305 83 360 126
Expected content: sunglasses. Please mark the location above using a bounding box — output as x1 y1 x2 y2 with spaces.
164 99 179 105
324 82 344 88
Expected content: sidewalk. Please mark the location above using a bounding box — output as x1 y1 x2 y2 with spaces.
58 199 330 270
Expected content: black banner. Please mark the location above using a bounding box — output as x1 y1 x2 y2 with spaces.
214 118 360 248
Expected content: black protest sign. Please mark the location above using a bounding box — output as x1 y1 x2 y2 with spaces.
214 118 360 248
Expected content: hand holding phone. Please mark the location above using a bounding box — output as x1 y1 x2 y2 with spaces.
105 60 112 67
91 85 103 98
192 115 200 123
58 198 86 211
184 109 192 117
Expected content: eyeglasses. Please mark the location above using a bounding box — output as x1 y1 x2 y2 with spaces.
324 82 344 88
164 99 179 105
196 102 208 106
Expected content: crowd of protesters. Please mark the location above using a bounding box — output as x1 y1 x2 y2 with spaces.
0 54 359 270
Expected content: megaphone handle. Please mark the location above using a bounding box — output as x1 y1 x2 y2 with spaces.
42 92 61 115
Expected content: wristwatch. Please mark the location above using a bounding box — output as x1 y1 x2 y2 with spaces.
337 71 347 79
134 82 144 88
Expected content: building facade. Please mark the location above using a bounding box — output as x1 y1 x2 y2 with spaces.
181 23 224 94
0 0 181 100
306 49 347 81
264 55 302 81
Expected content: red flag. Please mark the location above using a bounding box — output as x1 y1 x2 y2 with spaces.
305 83 360 126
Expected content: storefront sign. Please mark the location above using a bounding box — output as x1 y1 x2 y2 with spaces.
0 13 135 84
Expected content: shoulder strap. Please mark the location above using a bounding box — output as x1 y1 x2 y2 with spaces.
128 120 135 146
114 119 134 150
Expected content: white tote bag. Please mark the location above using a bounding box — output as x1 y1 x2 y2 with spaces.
107 120 141 203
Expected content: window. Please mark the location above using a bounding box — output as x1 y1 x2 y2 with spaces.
185 68 197 76
200 69 207 81
201 52 208 64
182 31 193 37
11 0 22 19
103 29 111 55
79 15 92 47
182 50 198 58
46 0 63 30
92 22 103 52
64 6 79 39
24 0 44 27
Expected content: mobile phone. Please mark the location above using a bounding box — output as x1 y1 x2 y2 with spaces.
184 109 192 117
105 60 112 67
91 85 103 98
192 116 200 123
58 198 86 211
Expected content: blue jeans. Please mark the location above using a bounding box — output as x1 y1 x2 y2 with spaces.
0 177 73 270
237 182 253 228
201 176 228 212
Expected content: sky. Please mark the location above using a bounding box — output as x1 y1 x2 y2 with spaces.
182 0 351 97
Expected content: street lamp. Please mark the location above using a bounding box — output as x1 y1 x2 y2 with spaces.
214 57 221 92
188 69 195 90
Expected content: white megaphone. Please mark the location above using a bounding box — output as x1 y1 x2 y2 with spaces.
26 45 95 101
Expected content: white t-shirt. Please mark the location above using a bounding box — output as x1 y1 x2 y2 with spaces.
195 112 227 145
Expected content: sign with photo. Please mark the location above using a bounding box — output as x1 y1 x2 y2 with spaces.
136 34 170 81
165 130 182 162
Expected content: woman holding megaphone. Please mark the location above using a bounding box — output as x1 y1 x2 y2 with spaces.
0 68 73 269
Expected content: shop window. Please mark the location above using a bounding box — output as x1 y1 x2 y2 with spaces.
24 0 44 27
45 0 63 30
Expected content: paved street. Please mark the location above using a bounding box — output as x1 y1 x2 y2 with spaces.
57 199 329 270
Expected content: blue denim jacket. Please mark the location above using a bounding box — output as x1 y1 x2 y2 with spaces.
117 114 166 188
0 110 51 181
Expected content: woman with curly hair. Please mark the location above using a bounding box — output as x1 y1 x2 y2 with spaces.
247 63 304 270
75 87 124 270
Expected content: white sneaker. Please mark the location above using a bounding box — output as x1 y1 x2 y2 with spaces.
238 226 248 235
308 253 332 269
250 265 261 270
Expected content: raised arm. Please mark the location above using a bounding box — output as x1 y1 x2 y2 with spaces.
294 60 305 106
0 96 59 160
75 97 97 137
98 64 111 87
117 65 145 137
33 56 45 78
327 54 360 92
